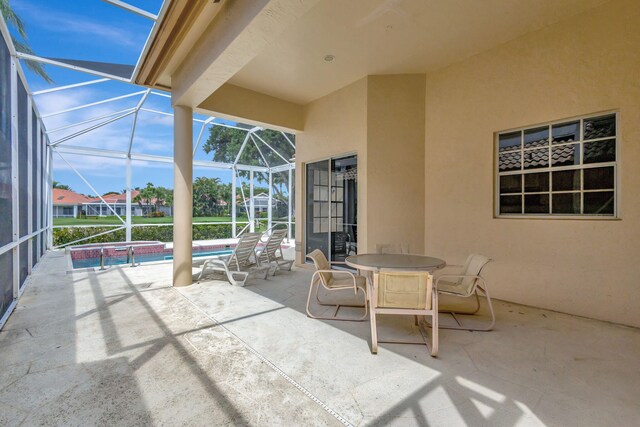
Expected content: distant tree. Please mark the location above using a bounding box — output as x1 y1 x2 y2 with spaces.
153 186 172 213
202 127 294 200
134 182 157 213
133 182 172 214
193 177 230 217
52 181 71 191
102 191 119 196
0 0 53 83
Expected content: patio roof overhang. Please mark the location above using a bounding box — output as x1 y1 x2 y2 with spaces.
134 0 607 129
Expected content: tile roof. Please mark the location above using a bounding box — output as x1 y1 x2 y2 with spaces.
499 140 614 172
53 188 93 205
86 190 141 204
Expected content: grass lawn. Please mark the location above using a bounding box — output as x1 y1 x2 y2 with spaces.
53 216 251 226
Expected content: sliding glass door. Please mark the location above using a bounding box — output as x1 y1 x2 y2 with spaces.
305 155 357 262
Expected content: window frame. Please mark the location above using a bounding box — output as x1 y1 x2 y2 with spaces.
494 111 620 219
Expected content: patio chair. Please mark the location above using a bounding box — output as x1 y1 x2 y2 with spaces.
256 226 293 275
369 271 439 356
305 249 368 321
196 232 269 286
375 243 410 254
434 254 494 331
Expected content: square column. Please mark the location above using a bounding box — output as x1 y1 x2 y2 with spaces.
173 105 193 287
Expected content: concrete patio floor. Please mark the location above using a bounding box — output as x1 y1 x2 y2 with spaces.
1 250 640 426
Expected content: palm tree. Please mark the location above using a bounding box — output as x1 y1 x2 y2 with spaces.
52 181 71 191
0 0 53 83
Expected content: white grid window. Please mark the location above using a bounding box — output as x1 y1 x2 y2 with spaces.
496 112 617 217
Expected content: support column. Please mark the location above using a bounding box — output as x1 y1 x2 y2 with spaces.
231 167 237 238
249 169 255 232
173 105 193 287
125 157 132 242
267 170 273 231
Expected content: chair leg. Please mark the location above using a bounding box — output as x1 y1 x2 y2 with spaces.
306 280 368 322
369 286 378 354
228 270 249 287
306 278 319 318
477 285 496 331
430 292 439 357
437 288 495 332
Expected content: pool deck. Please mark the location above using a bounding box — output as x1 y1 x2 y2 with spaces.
1 248 639 426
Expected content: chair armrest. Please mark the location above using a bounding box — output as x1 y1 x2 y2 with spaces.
435 274 486 293
202 259 227 268
312 269 360 293
436 264 463 271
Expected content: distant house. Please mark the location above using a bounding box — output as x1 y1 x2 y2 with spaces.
83 190 173 217
52 189 93 218
242 192 278 213
53 189 173 218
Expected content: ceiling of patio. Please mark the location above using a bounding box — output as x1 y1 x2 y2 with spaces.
227 0 609 104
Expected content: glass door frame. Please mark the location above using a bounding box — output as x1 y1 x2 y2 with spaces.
303 152 358 264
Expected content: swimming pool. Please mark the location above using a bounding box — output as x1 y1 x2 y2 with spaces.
71 248 233 269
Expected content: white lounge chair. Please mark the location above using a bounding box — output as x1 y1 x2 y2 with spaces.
305 249 368 321
435 253 494 331
369 271 439 356
196 232 269 286
256 226 293 275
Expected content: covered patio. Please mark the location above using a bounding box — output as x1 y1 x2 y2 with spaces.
2 0 640 425
2 251 639 425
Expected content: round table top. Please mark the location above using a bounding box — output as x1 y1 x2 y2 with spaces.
345 254 446 272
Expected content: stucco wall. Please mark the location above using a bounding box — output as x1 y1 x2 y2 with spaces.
424 0 640 326
295 74 427 264
295 77 368 265
367 75 426 254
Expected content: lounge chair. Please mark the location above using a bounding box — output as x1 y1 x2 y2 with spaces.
305 249 368 321
434 253 494 331
256 226 293 275
369 271 439 356
196 232 269 286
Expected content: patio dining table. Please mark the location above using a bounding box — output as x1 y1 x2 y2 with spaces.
344 253 446 274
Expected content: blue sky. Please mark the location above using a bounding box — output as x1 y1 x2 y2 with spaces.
11 0 238 196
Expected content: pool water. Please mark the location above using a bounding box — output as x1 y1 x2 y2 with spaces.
72 249 233 269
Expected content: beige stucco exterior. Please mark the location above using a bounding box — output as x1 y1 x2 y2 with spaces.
295 77 368 264
295 75 426 264
424 0 640 327
154 0 639 326
295 1 640 326
199 83 304 132
367 75 425 257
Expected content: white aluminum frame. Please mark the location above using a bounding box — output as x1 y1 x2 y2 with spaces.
39 81 294 248
495 111 619 219
0 0 296 330
101 0 158 21
0 14 52 329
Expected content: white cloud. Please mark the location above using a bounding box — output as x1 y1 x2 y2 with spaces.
15 2 146 49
